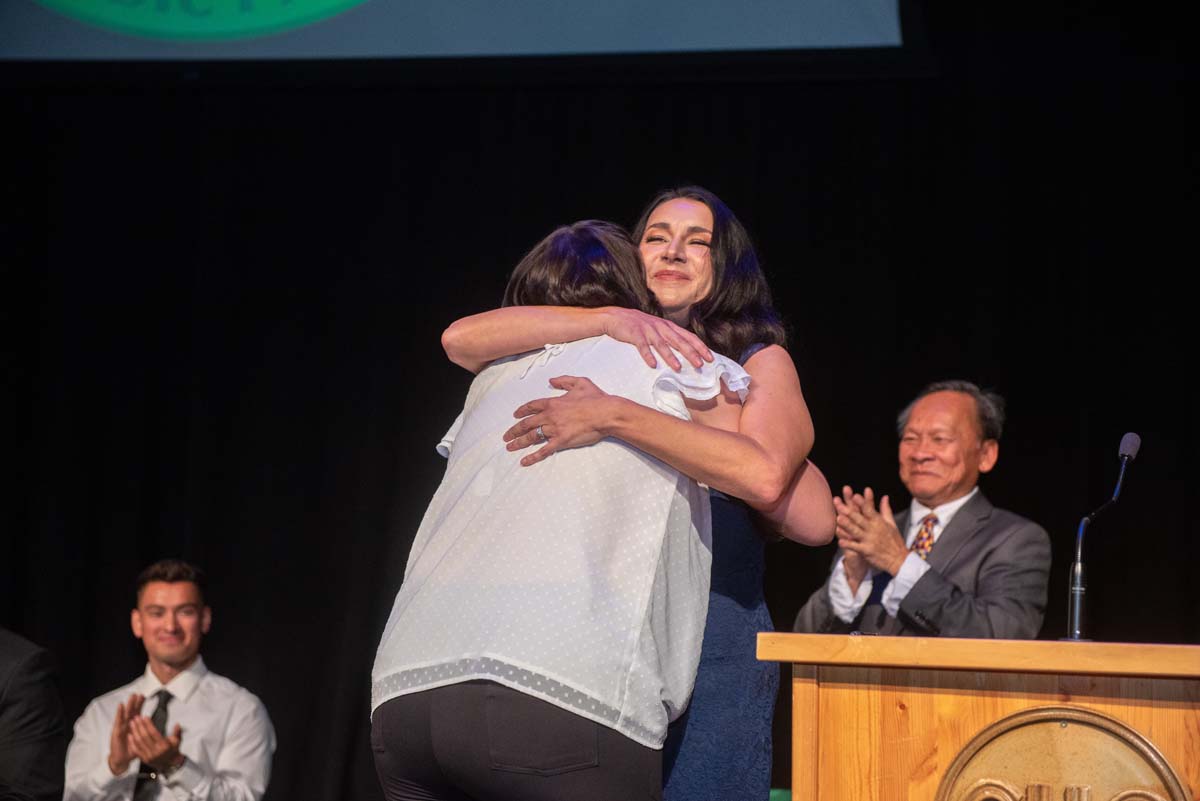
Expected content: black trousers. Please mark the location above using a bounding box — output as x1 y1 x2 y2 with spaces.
371 681 661 801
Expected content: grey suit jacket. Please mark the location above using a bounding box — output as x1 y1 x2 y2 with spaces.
793 491 1051 639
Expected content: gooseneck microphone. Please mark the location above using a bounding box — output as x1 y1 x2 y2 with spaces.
1066 432 1141 640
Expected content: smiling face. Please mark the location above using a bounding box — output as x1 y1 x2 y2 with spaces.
898 390 999 508
131 580 211 679
638 197 715 324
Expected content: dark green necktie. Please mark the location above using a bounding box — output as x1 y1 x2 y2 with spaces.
133 689 172 798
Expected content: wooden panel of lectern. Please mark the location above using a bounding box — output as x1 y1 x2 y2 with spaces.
757 633 1200 801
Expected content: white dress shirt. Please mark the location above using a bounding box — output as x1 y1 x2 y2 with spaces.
829 487 979 623
372 336 749 748
64 656 275 801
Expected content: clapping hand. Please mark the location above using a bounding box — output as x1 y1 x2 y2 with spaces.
107 693 143 775
833 486 909 578
128 716 183 772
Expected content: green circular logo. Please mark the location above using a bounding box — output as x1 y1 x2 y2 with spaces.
36 0 370 41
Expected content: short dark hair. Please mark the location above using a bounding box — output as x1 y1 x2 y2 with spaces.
136 558 206 605
502 220 660 314
896 380 1006 441
631 186 787 361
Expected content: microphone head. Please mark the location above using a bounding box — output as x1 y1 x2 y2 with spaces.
1119 432 1141 460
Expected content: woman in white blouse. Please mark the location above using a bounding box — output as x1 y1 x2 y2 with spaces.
372 220 760 801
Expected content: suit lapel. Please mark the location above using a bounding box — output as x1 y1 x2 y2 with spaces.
860 493 991 635
926 491 993 573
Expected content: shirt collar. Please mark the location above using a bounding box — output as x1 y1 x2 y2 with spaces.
136 655 208 702
909 486 979 537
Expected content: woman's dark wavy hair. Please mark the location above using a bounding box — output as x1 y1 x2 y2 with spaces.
503 220 661 315
632 186 787 360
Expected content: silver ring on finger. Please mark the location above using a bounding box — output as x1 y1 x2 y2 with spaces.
535 424 548 442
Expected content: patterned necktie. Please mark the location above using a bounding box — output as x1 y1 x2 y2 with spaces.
133 690 172 798
859 512 941 617
911 513 938 560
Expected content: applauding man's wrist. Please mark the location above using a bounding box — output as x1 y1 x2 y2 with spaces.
149 748 185 774
160 753 186 779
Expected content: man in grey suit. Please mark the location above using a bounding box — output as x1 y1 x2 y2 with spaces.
794 380 1051 638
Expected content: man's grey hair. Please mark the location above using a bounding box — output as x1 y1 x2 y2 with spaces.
895 380 1006 441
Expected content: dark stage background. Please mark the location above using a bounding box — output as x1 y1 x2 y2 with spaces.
4 6 1195 798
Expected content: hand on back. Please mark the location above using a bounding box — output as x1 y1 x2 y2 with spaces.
601 308 712 371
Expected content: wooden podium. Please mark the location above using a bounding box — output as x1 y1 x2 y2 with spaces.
757 633 1200 801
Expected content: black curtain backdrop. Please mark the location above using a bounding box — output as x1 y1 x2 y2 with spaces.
4 6 1195 798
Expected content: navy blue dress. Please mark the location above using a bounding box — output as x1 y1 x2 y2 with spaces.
662 489 776 801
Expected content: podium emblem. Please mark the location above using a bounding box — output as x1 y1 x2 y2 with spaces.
934 706 1190 801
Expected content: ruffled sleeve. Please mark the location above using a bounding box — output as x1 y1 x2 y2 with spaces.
436 412 464 458
651 352 750 420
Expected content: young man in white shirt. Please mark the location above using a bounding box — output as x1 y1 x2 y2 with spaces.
64 559 275 801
